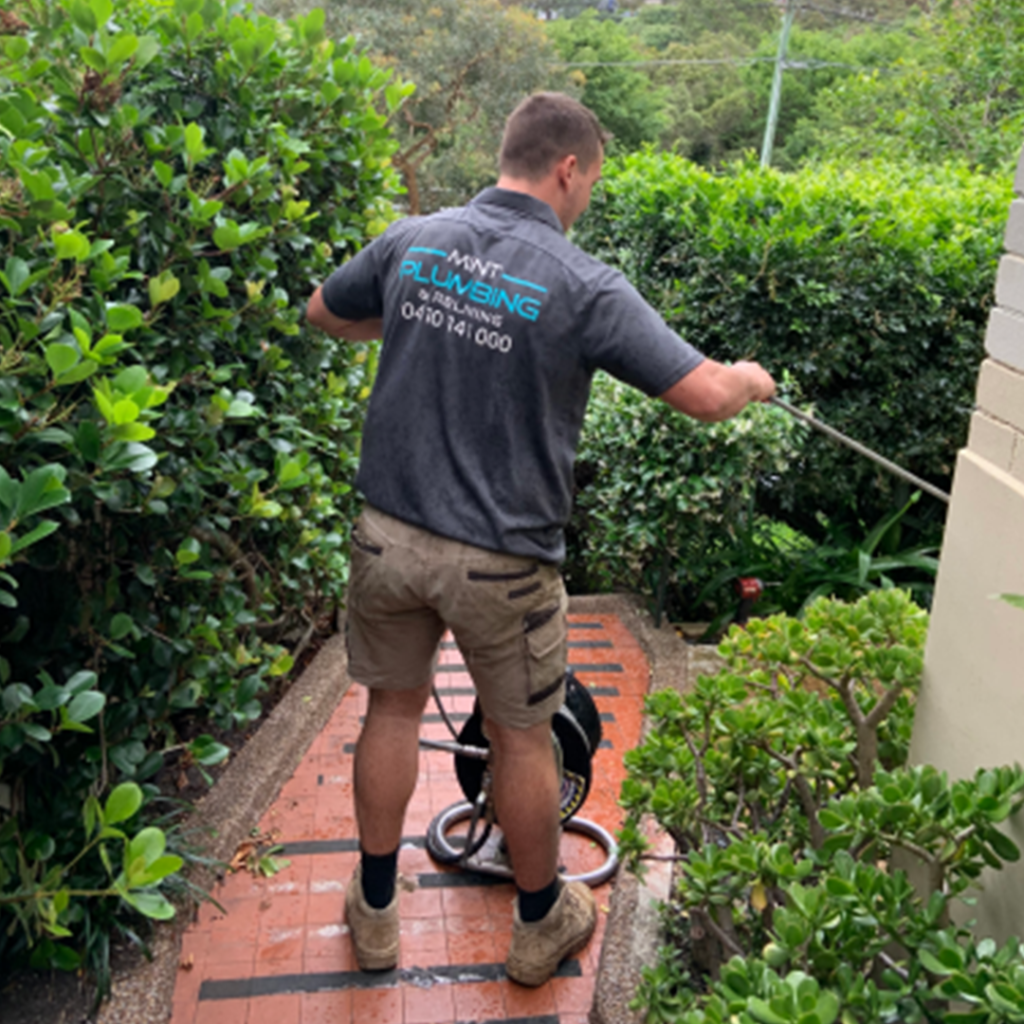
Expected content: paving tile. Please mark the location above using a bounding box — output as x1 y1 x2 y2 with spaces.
444 913 498 935
441 885 492 919
446 929 498 964
551 974 597 1015
245 992 301 1024
255 929 305 963
403 885 445 919
349 984 404 1024
452 978 506 1021
403 982 456 1024
301 922 352 970
203 938 258 967
170 968 204 1024
401 931 449 967
254 956 306 978
192 1000 242 1024
503 978 558 1017
299 988 352 1024
305 885 346 926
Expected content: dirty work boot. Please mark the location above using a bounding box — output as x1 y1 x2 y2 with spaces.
506 879 597 987
344 865 399 971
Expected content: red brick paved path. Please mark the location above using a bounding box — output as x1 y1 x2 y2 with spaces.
170 613 649 1024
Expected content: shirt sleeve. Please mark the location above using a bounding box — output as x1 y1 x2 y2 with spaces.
580 267 705 397
319 220 416 321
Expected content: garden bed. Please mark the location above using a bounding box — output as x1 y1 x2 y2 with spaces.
0 631 349 1024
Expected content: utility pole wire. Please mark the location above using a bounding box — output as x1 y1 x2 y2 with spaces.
551 56 902 72
553 56 777 67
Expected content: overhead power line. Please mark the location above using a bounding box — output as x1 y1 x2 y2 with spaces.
553 56 777 67
532 0 909 22
552 55 901 73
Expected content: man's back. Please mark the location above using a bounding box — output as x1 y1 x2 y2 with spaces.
323 188 702 561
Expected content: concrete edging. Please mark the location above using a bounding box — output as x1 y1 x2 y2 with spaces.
570 594 692 1024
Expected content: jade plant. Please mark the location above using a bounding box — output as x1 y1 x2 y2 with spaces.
621 589 1024 1023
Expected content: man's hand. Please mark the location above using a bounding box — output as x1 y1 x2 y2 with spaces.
659 358 776 422
733 360 777 403
306 286 383 341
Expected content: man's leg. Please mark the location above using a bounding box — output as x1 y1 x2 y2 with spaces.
485 716 561 892
354 680 434 856
487 713 597 988
346 679 432 971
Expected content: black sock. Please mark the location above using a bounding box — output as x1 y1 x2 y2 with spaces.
360 848 398 910
517 877 562 923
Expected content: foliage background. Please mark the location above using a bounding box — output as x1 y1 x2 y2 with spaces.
0 0 403 980
572 151 1011 542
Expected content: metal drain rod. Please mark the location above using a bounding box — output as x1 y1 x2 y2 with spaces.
769 396 951 505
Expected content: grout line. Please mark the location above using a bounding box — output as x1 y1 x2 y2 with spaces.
415 870 511 889
360 712 471 725
434 684 621 699
198 959 583 1000
281 837 426 855
434 663 625 675
471 1018 561 1024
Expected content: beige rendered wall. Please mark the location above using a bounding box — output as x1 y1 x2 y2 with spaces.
908 147 1024 942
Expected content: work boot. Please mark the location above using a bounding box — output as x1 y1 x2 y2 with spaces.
344 864 399 971
505 879 597 987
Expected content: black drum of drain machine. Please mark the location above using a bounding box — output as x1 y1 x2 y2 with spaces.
452 671 603 823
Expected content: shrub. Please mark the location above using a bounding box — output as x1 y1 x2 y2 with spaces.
565 372 805 622
0 0 406 983
621 590 1024 1023
574 152 1010 541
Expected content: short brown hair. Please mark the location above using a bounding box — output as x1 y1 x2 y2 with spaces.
499 92 609 181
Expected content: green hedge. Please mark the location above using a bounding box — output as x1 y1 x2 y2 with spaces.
566 373 805 622
573 152 1011 538
0 0 406 979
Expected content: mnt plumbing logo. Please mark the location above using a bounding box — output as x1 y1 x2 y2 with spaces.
399 247 547 322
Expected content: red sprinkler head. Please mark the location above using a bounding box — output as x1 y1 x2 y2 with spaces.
735 577 764 601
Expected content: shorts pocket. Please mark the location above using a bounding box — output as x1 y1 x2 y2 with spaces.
524 600 567 707
347 513 388 604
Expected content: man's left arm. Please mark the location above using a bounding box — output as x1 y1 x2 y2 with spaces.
306 286 383 341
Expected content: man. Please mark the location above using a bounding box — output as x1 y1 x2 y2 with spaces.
306 92 775 987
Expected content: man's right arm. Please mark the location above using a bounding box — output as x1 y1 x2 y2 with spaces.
306 286 383 341
659 359 776 422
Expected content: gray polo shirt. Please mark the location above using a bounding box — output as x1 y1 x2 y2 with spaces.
320 187 704 562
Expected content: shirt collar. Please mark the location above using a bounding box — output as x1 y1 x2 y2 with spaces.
471 187 564 235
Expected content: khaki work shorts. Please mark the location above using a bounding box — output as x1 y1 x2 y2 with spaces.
345 505 568 729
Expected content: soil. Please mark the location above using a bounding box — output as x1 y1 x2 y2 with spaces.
0 628 332 1024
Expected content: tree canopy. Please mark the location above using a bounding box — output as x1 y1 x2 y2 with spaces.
547 10 668 151
260 0 569 211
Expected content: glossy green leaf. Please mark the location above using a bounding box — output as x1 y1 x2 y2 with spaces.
123 891 175 919
67 690 106 724
147 270 180 307
68 0 97 33
9 519 60 555
106 304 144 332
104 782 143 825
107 33 138 67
